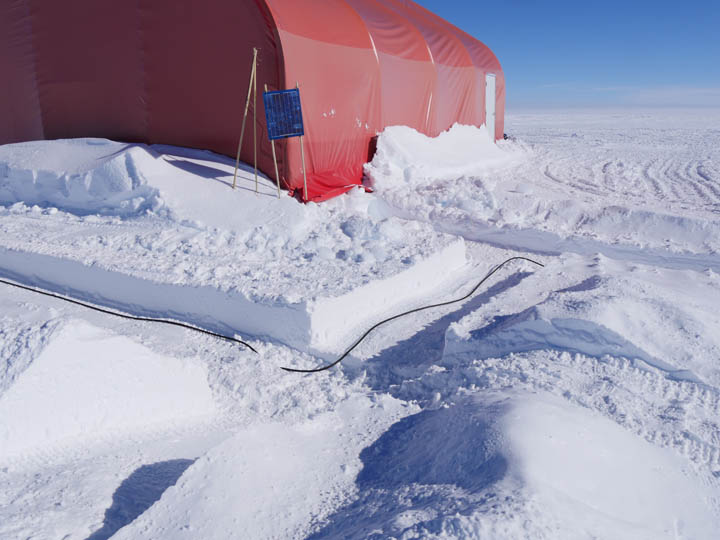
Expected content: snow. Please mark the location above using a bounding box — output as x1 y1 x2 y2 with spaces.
112 394 412 540
2 108 720 539
507 393 718 539
0 139 164 217
365 124 520 190
0 139 470 353
447 252 720 385
370 110 720 257
0 320 215 462
308 393 718 539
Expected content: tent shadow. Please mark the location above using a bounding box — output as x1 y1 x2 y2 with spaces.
162 156 280 197
84 458 195 540
162 156 229 180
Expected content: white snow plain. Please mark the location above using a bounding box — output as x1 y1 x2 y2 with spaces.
1 109 720 539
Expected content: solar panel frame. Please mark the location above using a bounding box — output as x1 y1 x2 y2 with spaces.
263 89 305 140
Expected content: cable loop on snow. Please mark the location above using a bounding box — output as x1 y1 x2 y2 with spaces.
281 256 544 373
0 277 258 354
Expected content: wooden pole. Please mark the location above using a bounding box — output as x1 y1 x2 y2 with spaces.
253 54 258 194
297 82 308 202
233 48 257 190
265 84 282 198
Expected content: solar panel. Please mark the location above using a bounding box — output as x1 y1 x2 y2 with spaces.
263 89 305 140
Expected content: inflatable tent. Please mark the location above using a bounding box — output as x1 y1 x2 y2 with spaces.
1 0 504 201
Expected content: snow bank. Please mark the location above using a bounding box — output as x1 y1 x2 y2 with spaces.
0 320 215 461
0 140 164 216
308 238 466 352
0 232 468 354
0 138 310 229
365 123 522 190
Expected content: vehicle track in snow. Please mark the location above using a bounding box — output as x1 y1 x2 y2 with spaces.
534 151 720 212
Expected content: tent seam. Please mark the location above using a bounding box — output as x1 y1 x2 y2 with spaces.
386 0 437 133
24 0 45 139
137 0 149 141
341 1 383 128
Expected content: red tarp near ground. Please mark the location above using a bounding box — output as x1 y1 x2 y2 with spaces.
0 0 504 202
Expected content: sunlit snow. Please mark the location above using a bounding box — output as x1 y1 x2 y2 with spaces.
1 109 719 539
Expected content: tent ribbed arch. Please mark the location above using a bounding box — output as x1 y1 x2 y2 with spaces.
343 0 435 131
377 0 478 134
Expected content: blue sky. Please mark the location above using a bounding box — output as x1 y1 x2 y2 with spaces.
414 0 720 110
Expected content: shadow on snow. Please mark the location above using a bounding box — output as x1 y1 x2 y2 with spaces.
85 458 195 540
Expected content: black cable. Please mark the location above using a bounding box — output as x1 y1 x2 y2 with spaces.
0 277 259 354
281 256 544 373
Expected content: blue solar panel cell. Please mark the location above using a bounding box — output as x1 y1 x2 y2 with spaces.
263 89 305 140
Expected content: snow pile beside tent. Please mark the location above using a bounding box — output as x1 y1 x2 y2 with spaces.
0 140 164 216
365 123 522 191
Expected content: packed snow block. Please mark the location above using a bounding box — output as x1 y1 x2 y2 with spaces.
307 238 467 352
0 247 314 350
0 238 467 354
366 124 518 191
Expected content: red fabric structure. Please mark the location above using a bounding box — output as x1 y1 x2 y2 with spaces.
1 0 504 202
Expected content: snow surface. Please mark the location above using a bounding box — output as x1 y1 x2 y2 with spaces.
2 109 720 539
0 139 470 353
0 320 215 461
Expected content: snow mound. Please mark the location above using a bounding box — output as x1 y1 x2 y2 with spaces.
310 393 719 539
0 320 215 461
365 123 523 190
507 393 718 539
0 140 164 216
112 395 410 540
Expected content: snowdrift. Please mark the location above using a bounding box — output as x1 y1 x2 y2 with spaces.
447 253 720 386
306 393 719 539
